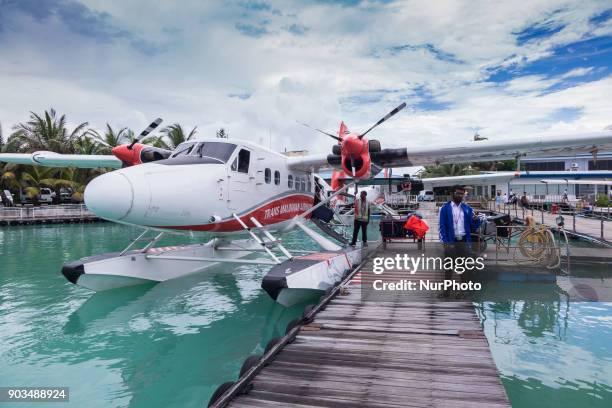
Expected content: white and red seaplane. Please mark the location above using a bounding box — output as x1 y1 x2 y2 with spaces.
3 103 612 305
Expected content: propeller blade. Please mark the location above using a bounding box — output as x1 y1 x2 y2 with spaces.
128 118 163 150
297 121 340 141
359 102 406 139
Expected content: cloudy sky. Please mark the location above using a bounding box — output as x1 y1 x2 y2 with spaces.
0 0 611 154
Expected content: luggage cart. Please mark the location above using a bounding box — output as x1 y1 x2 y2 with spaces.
379 214 423 250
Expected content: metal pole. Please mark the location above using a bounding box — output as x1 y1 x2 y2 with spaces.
573 212 576 232
541 207 544 224
602 216 604 239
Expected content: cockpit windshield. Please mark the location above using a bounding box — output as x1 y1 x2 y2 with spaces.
170 142 236 163
194 142 237 162
171 142 197 157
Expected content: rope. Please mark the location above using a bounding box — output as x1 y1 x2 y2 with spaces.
517 225 560 269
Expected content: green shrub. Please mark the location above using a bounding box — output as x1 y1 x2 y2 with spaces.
595 194 610 207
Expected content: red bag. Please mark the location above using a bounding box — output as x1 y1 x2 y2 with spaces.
403 215 429 239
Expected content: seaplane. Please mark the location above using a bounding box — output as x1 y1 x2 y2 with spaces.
3 103 612 306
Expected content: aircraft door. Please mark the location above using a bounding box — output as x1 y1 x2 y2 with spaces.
227 148 252 210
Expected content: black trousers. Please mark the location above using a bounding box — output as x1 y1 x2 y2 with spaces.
443 236 470 296
350 220 368 244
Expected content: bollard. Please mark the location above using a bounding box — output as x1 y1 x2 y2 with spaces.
541 208 544 224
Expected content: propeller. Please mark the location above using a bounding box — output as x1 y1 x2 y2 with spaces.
127 118 163 150
297 121 339 141
358 102 406 139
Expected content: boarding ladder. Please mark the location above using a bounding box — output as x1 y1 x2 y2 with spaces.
232 213 293 264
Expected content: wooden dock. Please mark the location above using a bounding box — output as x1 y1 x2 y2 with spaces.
215 245 510 408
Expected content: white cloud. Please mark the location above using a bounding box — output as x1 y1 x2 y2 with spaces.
561 67 595 78
0 0 610 155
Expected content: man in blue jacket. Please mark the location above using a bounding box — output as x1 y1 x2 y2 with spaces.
439 185 481 246
439 185 481 296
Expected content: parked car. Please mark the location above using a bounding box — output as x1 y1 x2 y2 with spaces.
60 191 73 203
39 188 56 204
417 190 434 202
1 189 15 207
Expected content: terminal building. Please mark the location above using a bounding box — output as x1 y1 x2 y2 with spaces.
516 151 612 199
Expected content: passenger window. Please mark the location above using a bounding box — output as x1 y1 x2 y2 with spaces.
307 178 311 192
265 168 271 184
237 149 250 173
288 175 293 188
295 177 300 191
274 171 280 185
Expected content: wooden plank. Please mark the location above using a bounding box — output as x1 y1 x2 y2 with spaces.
227 247 510 408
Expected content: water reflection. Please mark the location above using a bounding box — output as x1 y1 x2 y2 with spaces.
0 223 321 408
474 280 612 407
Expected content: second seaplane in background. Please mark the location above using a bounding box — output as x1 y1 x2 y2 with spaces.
3 103 612 305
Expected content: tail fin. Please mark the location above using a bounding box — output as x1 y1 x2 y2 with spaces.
338 121 349 139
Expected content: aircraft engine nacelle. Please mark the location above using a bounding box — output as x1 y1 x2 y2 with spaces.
112 144 171 167
338 134 371 180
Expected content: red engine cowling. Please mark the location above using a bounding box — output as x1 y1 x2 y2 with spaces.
339 133 371 179
112 144 145 167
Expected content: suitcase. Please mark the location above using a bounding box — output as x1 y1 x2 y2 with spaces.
379 216 410 239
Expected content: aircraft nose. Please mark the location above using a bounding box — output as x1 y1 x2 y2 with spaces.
84 172 134 221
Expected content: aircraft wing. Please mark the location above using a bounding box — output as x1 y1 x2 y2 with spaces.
287 131 612 170
0 152 122 168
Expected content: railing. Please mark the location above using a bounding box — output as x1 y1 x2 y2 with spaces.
0 204 96 221
483 199 610 240
383 193 418 207
480 224 567 271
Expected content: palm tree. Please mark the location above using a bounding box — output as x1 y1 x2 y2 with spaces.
158 123 197 150
9 109 91 153
421 163 479 178
471 160 517 172
57 167 97 202
20 166 76 203
1 164 21 191
91 124 131 153
73 135 105 155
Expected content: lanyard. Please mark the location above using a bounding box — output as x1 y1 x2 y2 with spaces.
452 203 462 228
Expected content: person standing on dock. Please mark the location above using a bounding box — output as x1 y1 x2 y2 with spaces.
495 191 503 211
350 190 370 247
439 185 481 247
439 185 482 296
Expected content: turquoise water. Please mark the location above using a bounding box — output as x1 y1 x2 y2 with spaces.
1 223 611 407
0 223 321 407
474 282 612 407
